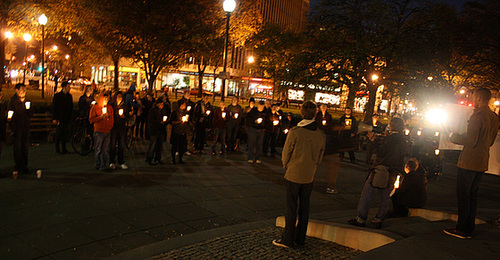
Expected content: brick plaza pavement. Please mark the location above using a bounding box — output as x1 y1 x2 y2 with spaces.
0 140 499 259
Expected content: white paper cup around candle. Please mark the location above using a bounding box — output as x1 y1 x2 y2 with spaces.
404 129 410 135
435 131 439 137
279 116 282 120
119 109 124 116
284 129 289 134
187 106 191 111
182 115 188 122
163 116 168 122
345 120 351 126
91 101 96 105
273 120 279 126
417 130 422 136
257 118 263 124
234 113 239 119
7 110 14 119
102 107 107 114
394 175 400 189
25 101 31 109
206 110 211 115
36 170 42 179
322 120 326 125
222 112 226 118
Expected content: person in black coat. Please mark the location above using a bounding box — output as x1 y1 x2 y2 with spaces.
7 84 33 175
52 82 73 154
109 92 129 169
0 88 6 162
170 99 189 164
146 99 166 165
245 101 267 163
391 159 427 217
226 96 242 151
193 94 212 154
339 107 358 163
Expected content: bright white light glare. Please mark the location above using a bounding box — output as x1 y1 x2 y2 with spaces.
223 0 236 12
495 101 500 106
459 89 466 94
38 14 47 25
247 56 255 63
435 149 440 156
23 33 31 42
5 31 13 39
417 130 422 136
10 70 19 78
425 109 447 125
404 129 410 135
435 131 440 137
372 74 379 81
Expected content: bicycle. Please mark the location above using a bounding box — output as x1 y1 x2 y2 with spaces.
72 117 94 155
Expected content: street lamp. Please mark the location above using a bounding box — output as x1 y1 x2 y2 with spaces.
1 31 13 85
22 33 32 84
371 74 379 82
220 0 236 102
247 55 255 63
39 14 47 98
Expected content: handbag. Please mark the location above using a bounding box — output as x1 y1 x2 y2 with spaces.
371 165 390 188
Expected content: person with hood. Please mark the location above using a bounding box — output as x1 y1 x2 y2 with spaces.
273 101 326 248
7 83 33 176
89 93 114 171
146 99 166 165
124 83 136 108
52 81 73 154
109 92 129 170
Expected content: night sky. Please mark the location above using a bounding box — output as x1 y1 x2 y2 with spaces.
309 0 489 11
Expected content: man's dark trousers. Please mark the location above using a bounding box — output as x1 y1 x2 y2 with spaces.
456 167 484 235
13 129 29 173
282 180 313 247
55 122 69 153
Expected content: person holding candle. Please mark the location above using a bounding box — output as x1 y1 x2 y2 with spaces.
245 100 267 163
365 113 386 165
89 93 114 171
109 92 129 170
263 104 281 157
339 107 358 163
211 101 229 156
226 96 242 152
193 94 212 154
273 101 326 248
52 82 73 154
146 99 166 165
7 83 33 176
390 159 427 218
170 99 189 164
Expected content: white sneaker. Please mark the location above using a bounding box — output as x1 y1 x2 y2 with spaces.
256 160 262 164
109 163 116 170
120 164 128 170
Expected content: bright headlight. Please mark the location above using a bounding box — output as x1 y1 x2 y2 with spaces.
425 109 447 125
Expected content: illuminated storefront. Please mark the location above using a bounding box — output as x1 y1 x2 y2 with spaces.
288 89 304 101
244 77 273 99
315 92 340 105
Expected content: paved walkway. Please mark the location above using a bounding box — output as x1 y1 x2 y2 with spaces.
0 141 499 259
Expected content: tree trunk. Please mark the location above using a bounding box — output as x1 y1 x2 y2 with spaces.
197 63 206 98
0 39 5 86
346 85 356 108
147 73 157 94
363 85 378 122
113 56 119 91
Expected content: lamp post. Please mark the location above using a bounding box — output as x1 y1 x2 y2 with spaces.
39 14 47 98
1 31 13 85
221 0 236 102
22 33 32 85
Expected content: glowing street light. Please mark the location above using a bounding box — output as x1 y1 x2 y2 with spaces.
22 33 32 84
5 31 13 39
52 45 58 51
247 55 255 63
220 0 236 102
65 54 70 59
39 14 48 99
459 89 466 94
371 74 379 81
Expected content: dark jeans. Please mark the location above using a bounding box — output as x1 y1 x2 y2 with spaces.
391 194 409 217
146 134 163 163
134 116 144 138
247 127 265 161
456 167 484 235
340 150 356 162
357 173 395 222
282 180 313 247
110 127 126 165
55 122 69 152
211 128 227 154
171 133 187 163
13 129 29 173
226 123 239 151
263 131 278 155
194 123 208 151
94 132 110 170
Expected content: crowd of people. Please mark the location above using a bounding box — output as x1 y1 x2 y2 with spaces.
1 83 498 246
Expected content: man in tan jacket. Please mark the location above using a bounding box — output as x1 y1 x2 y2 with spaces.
273 101 326 248
444 88 499 239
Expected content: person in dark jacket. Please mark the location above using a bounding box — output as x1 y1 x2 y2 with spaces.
365 113 386 164
159 94 172 142
0 88 6 162
263 104 281 157
146 99 166 165
109 92 129 170
141 93 155 140
193 94 212 154
348 117 407 228
339 107 358 163
170 99 189 164
226 96 242 151
7 83 33 176
245 101 267 163
391 159 427 217
211 101 229 155
52 81 73 154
